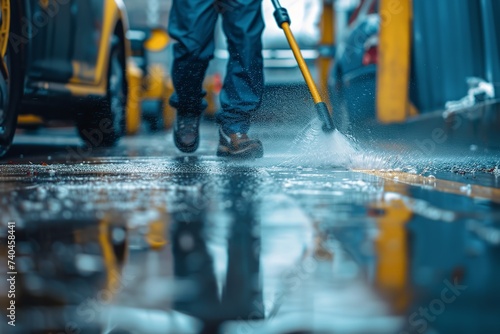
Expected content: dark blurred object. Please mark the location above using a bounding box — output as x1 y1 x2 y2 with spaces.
128 29 151 74
0 218 129 334
126 27 175 132
122 0 171 30
411 0 500 112
330 0 500 133
329 0 379 132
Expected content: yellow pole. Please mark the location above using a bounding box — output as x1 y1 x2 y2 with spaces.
318 1 335 101
281 22 323 104
376 0 412 123
375 183 412 313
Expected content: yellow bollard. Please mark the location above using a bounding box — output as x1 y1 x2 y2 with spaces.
162 79 176 130
318 0 335 103
376 0 413 123
373 182 412 313
126 61 143 135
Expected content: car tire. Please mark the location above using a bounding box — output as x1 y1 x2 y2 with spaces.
76 37 126 148
0 4 23 158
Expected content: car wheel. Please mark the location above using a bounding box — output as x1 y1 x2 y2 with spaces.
77 38 126 148
0 3 22 158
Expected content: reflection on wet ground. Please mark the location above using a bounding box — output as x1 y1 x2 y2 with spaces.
1 123 500 333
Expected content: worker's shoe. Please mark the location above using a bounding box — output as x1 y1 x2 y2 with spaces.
174 114 201 153
217 128 264 159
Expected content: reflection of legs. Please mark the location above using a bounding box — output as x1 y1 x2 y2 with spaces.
217 0 265 135
171 167 263 327
222 169 264 320
168 0 218 115
171 220 219 320
222 217 264 320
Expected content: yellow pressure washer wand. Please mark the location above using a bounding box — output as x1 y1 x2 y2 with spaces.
271 0 335 133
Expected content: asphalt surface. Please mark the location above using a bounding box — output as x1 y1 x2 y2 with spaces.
1 119 500 334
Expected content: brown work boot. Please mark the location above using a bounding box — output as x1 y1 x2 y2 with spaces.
217 128 264 159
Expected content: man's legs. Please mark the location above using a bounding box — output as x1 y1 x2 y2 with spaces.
217 0 265 135
215 0 265 158
168 0 218 152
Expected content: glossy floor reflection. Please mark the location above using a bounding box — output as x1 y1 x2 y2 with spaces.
1 122 500 334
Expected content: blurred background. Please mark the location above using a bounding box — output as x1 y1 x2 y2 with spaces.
1 1 500 334
117 0 500 148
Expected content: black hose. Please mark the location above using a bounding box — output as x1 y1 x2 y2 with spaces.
271 0 282 10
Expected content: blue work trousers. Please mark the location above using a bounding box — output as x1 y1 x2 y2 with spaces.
168 0 265 134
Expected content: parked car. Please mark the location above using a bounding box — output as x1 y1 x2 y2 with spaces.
0 0 24 157
329 0 379 132
0 0 134 157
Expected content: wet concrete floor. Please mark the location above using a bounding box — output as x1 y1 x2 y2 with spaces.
1 121 500 334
